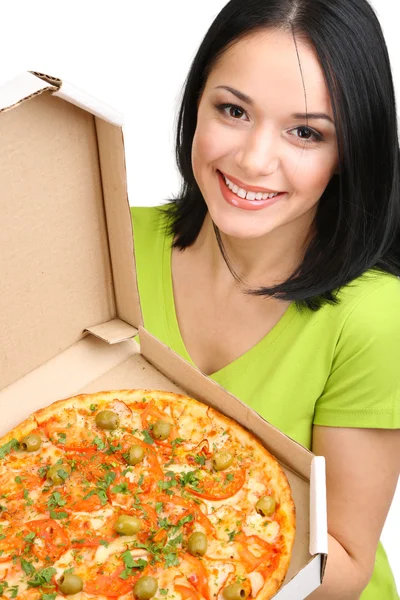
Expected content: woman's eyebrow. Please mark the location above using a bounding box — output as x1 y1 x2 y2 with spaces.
293 112 334 125
215 85 334 124
215 85 254 105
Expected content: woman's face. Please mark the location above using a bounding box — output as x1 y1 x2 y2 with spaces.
191 29 339 240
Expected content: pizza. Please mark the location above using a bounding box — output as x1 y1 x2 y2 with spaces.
0 389 295 600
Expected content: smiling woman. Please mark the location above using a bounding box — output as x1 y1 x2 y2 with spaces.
130 1 400 599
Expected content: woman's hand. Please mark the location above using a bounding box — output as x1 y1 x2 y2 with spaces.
308 426 400 599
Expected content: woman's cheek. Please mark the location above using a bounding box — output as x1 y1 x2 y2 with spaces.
285 150 336 198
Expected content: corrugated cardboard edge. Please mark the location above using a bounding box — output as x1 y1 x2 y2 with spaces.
0 71 57 112
85 318 137 344
33 71 124 127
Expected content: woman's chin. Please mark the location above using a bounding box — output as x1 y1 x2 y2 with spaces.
208 206 276 241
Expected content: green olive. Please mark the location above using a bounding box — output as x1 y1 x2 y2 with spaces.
133 576 158 600
212 451 233 472
58 573 83 595
222 582 249 600
187 531 208 556
255 495 277 517
128 444 145 465
95 410 120 430
115 514 142 536
21 433 42 452
151 420 171 441
46 463 71 485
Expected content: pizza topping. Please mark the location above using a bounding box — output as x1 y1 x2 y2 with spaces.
255 496 276 517
128 445 146 465
222 581 250 600
248 572 265 597
212 451 234 472
180 553 210 600
115 515 142 536
27 519 70 563
174 583 203 600
133 575 158 600
188 466 246 501
152 421 172 441
46 463 70 486
20 434 42 453
187 531 208 556
57 573 83 595
95 410 120 431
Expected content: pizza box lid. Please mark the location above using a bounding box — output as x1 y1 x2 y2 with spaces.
0 72 328 598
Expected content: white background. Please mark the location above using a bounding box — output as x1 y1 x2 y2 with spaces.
0 0 399 591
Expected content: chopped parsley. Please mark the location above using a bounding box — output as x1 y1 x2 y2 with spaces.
111 482 129 494
49 510 68 520
141 429 154 445
228 530 238 542
57 432 67 444
90 403 98 412
93 436 106 450
0 438 19 459
194 454 206 466
83 470 116 506
20 558 35 576
47 491 66 509
27 566 57 587
120 551 147 579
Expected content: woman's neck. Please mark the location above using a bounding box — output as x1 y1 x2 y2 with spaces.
195 212 314 288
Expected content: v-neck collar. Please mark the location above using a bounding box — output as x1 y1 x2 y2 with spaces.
161 234 298 380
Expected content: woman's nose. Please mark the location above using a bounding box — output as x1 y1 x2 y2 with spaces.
235 128 280 179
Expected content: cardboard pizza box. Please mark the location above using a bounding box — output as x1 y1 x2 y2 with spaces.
0 72 328 599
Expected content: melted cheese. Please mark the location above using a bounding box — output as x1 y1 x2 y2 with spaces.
94 540 148 564
243 514 280 543
249 572 265 597
208 562 235 600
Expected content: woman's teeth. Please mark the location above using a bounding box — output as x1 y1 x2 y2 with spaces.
223 174 280 200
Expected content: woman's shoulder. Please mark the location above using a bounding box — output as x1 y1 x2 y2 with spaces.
336 270 400 323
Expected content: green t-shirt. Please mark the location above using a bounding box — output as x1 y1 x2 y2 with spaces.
131 205 400 599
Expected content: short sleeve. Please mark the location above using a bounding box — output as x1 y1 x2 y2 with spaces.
314 278 400 429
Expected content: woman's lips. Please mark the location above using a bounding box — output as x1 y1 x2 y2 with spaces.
217 171 286 211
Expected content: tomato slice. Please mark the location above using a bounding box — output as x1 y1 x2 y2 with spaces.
27 519 70 562
156 494 215 536
175 584 203 600
181 553 210 600
85 564 148 597
0 522 28 560
235 532 280 575
188 467 246 500
0 472 41 502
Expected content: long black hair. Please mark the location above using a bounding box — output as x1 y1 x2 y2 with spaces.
165 0 400 310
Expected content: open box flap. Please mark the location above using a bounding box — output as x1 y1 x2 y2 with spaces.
0 72 142 392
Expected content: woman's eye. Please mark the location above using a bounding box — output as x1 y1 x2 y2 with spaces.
217 103 248 120
290 126 323 143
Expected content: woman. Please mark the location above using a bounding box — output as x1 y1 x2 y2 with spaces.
131 0 400 597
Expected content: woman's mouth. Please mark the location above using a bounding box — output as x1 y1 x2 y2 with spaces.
217 171 286 211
